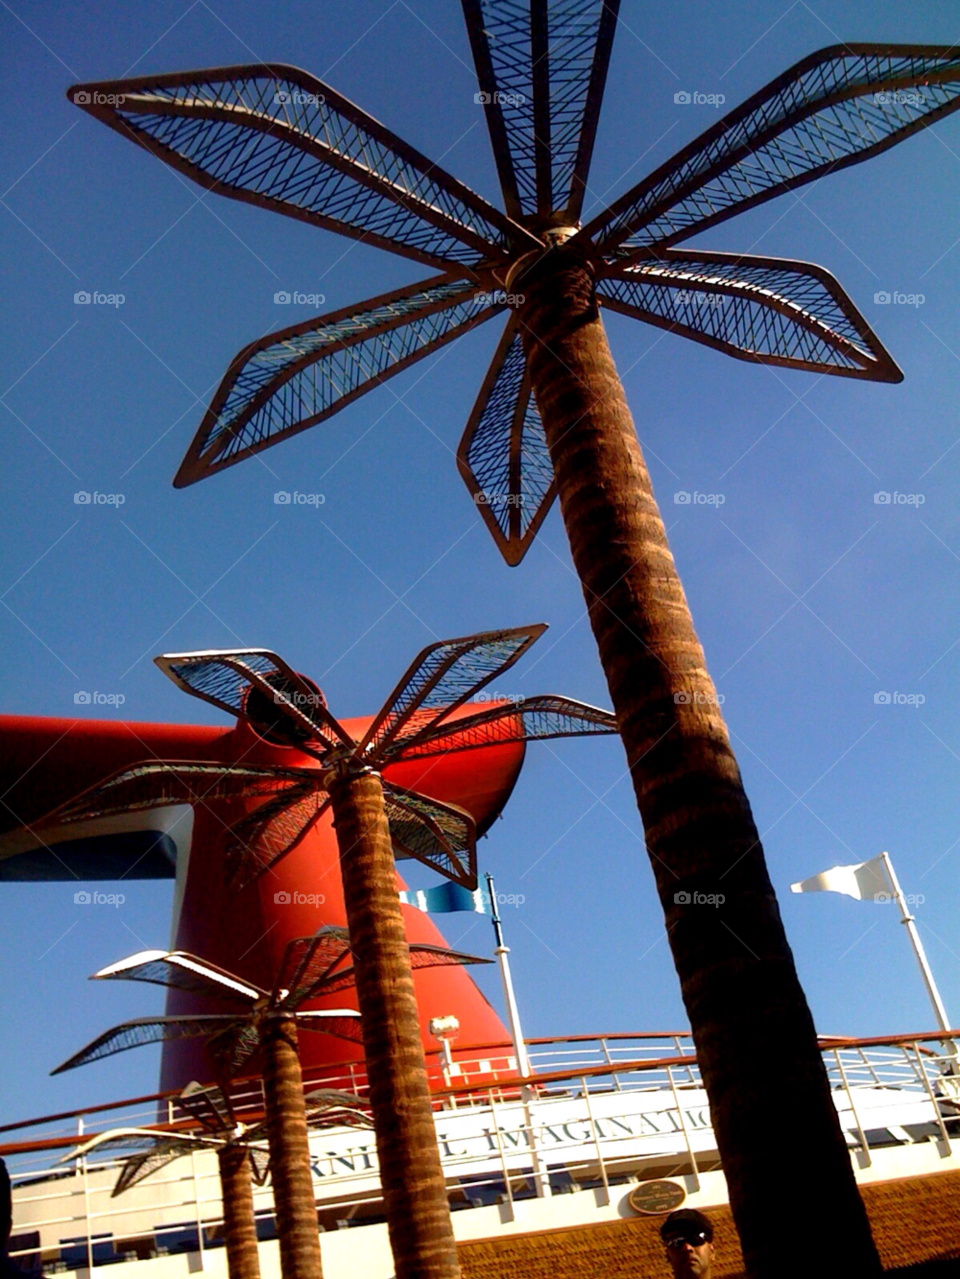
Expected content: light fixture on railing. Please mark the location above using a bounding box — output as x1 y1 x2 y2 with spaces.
430 1016 460 1098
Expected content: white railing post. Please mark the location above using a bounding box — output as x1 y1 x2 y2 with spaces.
78 1116 95 1273
666 1066 700 1191
599 1038 622 1092
190 1148 206 1268
833 1049 871 1167
581 1078 610 1206
487 1092 515 1220
913 1043 953 1151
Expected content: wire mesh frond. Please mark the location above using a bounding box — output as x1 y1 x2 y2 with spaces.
317 942 492 999
40 761 293 827
52 1017 242 1075
113 1139 203 1196
581 44 960 257
175 278 502 486
68 66 534 269
155 649 348 750
178 1080 234 1132
461 0 620 219
273 928 353 1010
381 784 477 888
94 950 265 1003
458 317 557 565
360 625 546 756
385 694 618 761
598 250 902 381
304 1089 374 1130
291 1010 365 1043
225 784 332 891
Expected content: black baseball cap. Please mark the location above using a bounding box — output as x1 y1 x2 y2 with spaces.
661 1208 714 1244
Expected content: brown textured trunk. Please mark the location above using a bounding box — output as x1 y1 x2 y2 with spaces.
331 769 460 1279
217 1143 262 1279
516 249 881 1279
262 1016 323 1279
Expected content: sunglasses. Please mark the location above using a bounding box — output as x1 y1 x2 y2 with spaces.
665 1230 710 1249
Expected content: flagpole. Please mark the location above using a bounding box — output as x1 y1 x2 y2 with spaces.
485 872 532 1078
879 851 953 1037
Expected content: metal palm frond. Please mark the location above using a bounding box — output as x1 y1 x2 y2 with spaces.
457 317 557 566
579 45 960 259
174 277 505 486
51 1016 242 1074
596 250 903 382
69 22 960 564
68 65 535 268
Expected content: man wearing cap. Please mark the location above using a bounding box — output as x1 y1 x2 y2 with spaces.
660 1208 715 1278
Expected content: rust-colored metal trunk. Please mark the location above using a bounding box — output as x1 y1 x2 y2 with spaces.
331 769 461 1279
516 250 881 1278
216 1143 262 1279
262 1016 323 1279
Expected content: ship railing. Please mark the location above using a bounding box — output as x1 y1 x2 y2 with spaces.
4 1029 959 1271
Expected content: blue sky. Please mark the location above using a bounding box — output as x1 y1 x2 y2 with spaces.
3 0 960 1126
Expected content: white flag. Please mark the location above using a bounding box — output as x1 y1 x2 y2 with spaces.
790 855 891 902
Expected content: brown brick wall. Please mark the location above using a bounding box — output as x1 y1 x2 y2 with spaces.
457 1169 960 1277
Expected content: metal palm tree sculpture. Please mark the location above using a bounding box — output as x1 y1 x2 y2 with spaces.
62 1080 372 1279
52 931 481 1279
40 626 615 1279
68 12 960 1272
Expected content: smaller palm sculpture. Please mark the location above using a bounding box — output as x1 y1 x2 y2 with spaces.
53 929 486 1279
62 1081 372 1279
39 625 616 1279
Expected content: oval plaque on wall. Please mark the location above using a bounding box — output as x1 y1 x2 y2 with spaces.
628 1179 687 1215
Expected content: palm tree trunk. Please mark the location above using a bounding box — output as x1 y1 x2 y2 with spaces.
516 249 881 1278
331 769 461 1279
217 1144 262 1279
262 1015 323 1279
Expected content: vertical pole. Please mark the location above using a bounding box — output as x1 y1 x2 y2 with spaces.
880 853 953 1036
79 1116 94 1275
191 1147 205 1269
485 874 531 1078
